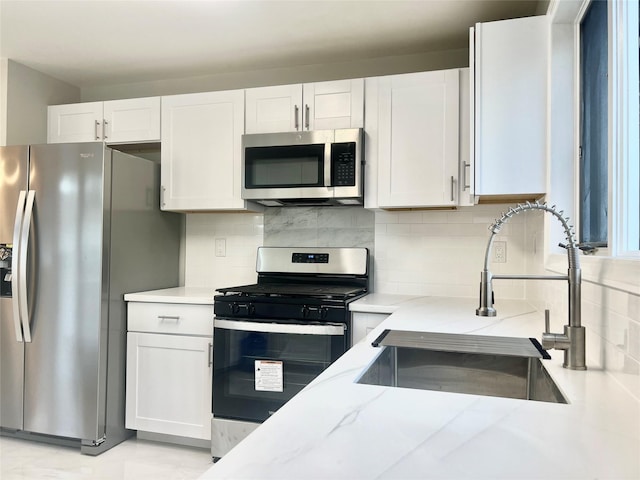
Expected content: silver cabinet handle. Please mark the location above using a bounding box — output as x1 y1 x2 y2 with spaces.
294 105 300 130
11 191 27 342
19 190 35 343
160 186 166 208
103 119 108 140
463 162 471 190
158 315 180 321
305 104 310 130
450 176 455 202
208 342 213 367
95 120 101 140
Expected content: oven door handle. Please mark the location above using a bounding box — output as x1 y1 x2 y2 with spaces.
214 318 345 336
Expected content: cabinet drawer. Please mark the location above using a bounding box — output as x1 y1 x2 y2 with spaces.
127 302 213 336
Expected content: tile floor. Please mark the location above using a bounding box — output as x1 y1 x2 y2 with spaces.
0 436 213 479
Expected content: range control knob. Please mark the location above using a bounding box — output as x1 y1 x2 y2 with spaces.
302 305 327 319
231 303 255 316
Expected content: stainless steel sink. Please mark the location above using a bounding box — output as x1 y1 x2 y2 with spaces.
356 330 567 404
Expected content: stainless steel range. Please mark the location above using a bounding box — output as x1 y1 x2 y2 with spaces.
211 246 369 460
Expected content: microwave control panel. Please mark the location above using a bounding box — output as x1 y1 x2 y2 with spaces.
331 142 357 186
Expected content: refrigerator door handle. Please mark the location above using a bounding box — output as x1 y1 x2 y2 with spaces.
11 190 27 342
18 190 35 343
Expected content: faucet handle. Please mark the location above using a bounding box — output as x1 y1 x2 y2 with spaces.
542 309 571 352
544 309 550 334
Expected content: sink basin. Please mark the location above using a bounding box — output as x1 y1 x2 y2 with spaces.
356 330 567 404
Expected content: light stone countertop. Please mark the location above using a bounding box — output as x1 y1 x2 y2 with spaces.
348 292 423 314
199 296 640 480
124 286 215 305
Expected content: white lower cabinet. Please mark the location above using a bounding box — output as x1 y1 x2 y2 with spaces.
126 302 213 440
351 312 389 346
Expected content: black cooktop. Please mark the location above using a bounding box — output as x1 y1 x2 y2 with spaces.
216 282 366 300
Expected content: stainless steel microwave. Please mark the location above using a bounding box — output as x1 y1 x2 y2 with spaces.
241 128 363 206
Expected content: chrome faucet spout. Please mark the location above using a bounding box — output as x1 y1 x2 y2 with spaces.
476 202 586 370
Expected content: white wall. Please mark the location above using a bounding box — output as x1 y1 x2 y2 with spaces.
80 49 468 101
374 204 542 298
184 213 263 290
1 59 78 145
533 259 640 402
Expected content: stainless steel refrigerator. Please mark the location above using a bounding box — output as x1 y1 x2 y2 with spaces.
0 142 181 454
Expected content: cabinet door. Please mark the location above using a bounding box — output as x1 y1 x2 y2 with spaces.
47 102 103 143
245 84 303 133
377 70 460 208
473 16 548 196
126 332 213 440
351 312 389 346
303 79 364 130
103 97 160 143
161 90 246 210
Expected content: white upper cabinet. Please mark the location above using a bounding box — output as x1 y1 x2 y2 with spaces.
245 79 364 133
366 69 460 209
102 97 161 143
303 79 364 130
161 90 257 211
47 97 160 144
47 102 103 143
245 84 302 133
471 15 548 197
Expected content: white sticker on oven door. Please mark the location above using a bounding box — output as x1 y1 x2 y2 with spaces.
255 360 283 392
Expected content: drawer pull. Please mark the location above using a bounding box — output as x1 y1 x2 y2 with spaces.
157 315 180 322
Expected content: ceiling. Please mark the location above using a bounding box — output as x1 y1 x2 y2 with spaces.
0 0 546 89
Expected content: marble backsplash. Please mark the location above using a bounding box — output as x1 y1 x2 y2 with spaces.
263 207 375 250
183 203 536 299
184 206 375 291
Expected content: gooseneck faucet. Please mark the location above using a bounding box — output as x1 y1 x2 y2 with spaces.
476 202 586 370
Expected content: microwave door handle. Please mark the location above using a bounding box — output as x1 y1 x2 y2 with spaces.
325 142 332 188
214 318 345 336
18 190 35 343
11 191 27 342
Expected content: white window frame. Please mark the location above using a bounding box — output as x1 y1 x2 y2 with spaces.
610 0 639 257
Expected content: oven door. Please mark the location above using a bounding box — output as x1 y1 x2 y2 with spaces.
213 318 346 423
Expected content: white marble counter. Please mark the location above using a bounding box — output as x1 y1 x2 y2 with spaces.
349 293 423 314
200 296 640 480
124 286 215 304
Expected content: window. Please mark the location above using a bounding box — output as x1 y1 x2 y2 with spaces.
579 0 608 247
578 0 640 256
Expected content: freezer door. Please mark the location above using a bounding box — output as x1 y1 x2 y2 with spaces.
23 143 109 441
0 145 28 430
